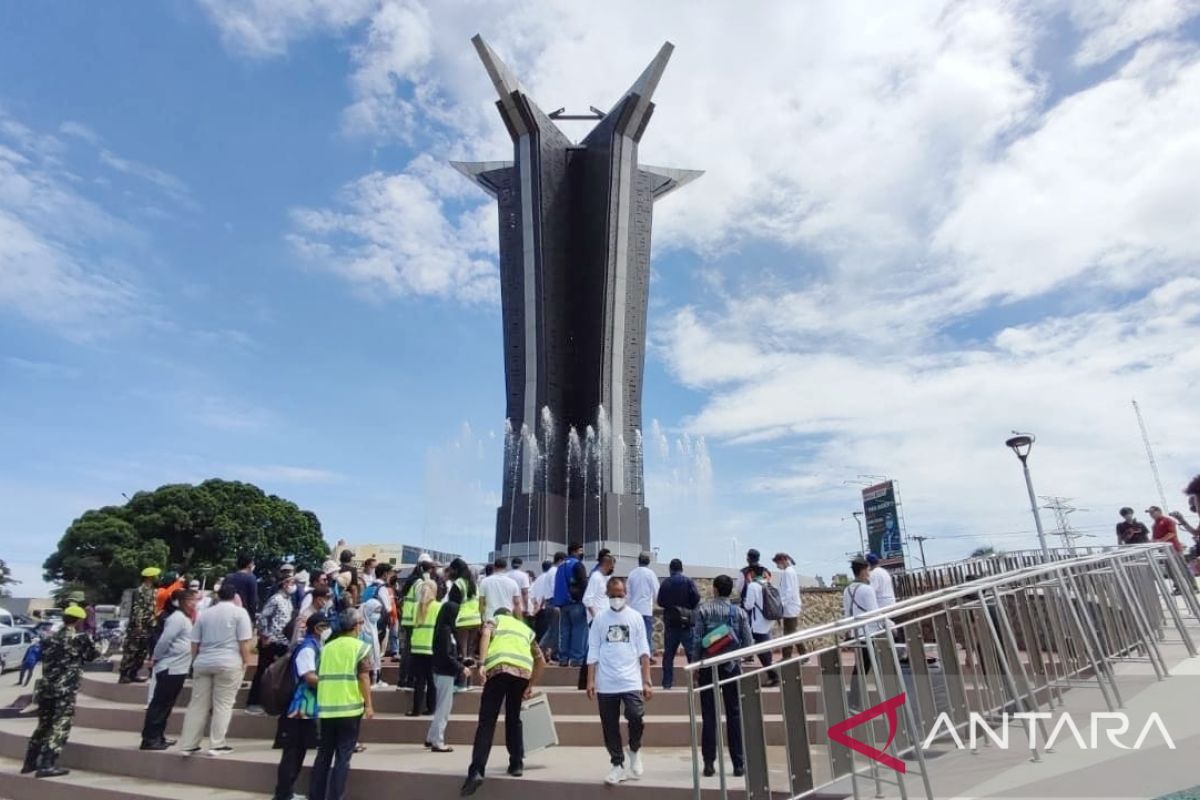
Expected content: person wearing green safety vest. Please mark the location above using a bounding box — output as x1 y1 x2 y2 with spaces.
407 582 439 717
447 558 481 689
460 608 545 797
309 609 374 800
398 555 435 689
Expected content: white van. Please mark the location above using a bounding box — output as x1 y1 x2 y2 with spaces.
0 627 35 673
0 609 15 629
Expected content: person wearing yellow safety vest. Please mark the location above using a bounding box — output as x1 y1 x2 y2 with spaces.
459 608 545 797
308 608 373 800
406 581 439 716
398 555 436 689
447 558 481 688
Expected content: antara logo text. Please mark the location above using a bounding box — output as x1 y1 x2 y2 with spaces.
828 693 1176 774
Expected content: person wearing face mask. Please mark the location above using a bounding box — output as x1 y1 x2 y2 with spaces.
246 577 298 715
1116 507 1150 545
586 578 652 785
272 612 330 800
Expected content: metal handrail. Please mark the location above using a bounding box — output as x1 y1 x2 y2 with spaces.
683 542 1197 800
685 544 1181 670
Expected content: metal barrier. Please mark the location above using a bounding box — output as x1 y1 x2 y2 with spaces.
684 544 1198 800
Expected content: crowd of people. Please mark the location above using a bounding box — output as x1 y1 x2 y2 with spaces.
13 525 1045 795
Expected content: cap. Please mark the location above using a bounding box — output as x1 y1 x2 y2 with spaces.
293 570 310 585
141 567 162 578
322 560 339 575
63 604 87 620
306 611 331 632
279 563 296 573
188 580 200 589
866 552 881 565
418 553 433 565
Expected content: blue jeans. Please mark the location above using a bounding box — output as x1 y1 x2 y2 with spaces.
661 626 695 689
557 602 587 665
642 615 655 653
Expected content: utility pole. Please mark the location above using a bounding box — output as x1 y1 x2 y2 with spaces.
1040 496 1083 553
911 535 931 568
1132 399 1169 511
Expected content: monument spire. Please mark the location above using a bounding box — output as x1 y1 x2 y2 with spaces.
457 34 701 562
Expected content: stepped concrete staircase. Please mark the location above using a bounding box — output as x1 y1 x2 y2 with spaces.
0 653 1058 800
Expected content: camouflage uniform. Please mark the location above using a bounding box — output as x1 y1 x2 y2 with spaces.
118 584 155 681
23 626 98 774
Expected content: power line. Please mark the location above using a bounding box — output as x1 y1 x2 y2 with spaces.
1040 495 1088 553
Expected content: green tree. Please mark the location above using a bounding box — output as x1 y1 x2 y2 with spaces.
970 546 1003 558
43 479 328 602
0 558 18 598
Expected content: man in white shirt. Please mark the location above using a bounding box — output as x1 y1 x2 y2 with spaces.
586 577 651 785
867 552 896 608
509 558 532 620
772 553 804 661
742 566 779 687
531 554 563 660
843 558 884 710
625 552 659 660
584 555 616 622
478 557 522 622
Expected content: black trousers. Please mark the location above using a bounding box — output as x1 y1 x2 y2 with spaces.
273 716 318 800
598 692 644 765
399 626 414 687
698 666 744 770
410 654 435 714
247 641 288 707
141 671 187 745
468 671 527 778
308 715 360 800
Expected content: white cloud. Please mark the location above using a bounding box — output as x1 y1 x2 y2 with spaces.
195 1 1200 577
288 164 499 303
195 0 376 57
932 42 1200 311
0 126 144 336
229 465 344 484
1068 0 1200 66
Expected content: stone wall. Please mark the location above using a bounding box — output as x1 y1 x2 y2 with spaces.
649 581 844 651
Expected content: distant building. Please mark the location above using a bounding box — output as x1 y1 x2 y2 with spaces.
348 544 462 568
832 573 850 588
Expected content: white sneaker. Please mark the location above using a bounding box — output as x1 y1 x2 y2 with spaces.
605 764 627 785
244 705 266 716
628 750 644 779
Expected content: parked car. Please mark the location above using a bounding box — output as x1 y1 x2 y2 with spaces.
0 627 36 673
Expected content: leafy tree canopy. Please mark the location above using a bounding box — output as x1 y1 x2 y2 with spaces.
43 479 328 602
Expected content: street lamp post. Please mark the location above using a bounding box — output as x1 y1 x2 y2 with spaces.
1005 432 1051 561
851 511 866 555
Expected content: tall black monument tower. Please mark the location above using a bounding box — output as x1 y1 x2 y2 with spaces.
454 35 700 562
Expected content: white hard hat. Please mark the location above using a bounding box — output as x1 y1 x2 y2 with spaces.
418 553 433 565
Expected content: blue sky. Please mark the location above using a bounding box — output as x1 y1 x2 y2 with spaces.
3 1 1200 594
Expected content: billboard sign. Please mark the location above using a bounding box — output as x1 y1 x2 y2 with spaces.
862 481 904 565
